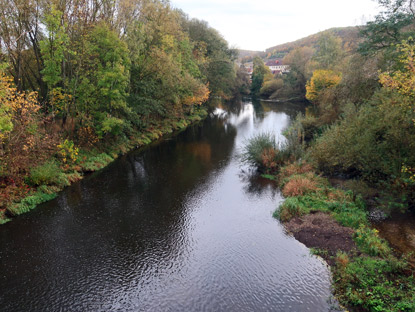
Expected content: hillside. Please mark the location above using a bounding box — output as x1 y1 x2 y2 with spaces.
237 49 265 62
264 26 361 59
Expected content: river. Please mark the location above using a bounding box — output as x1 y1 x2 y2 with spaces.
0 99 333 311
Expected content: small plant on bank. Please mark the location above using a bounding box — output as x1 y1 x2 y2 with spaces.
310 248 329 258
274 197 305 221
334 255 415 312
354 225 391 257
7 190 58 216
278 161 314 184
280 171 327 196
57 139 79 164
78 152 114 172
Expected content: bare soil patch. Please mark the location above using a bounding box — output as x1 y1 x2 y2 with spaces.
285 211 357 265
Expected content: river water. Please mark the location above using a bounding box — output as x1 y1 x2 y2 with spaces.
0 99 332 311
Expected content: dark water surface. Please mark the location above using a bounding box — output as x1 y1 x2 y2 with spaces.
0 99 332 311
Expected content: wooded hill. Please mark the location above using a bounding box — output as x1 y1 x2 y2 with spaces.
265 26 360 56
238 26 361 62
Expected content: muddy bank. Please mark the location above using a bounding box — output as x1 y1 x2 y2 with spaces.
285 212 356 265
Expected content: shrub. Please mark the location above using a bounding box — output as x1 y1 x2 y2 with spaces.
282 175 319 197
242 132 277 167
311 92 415 185
274 197 305 221
343 179 377 199
354 225 391 257
282 115 306 161
260 78 284 97
278 161 314 184
28 160 69 188
306 69 342 103
57 139 79 164
297 113 321 141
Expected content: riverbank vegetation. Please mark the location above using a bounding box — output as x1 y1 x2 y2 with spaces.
244 0 415 310
251 0 415 214
0 0 244 224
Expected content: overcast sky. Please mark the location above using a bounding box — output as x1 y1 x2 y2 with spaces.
170 0 381 51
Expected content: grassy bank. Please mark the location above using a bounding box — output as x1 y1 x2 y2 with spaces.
271 161 415 312
0 108 208 225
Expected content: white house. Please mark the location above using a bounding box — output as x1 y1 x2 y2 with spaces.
265 59 290 74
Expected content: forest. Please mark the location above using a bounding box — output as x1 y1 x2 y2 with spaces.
0 0 247 223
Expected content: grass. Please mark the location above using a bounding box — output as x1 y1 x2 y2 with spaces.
79 152 114 172
241 132 277 167
335 254 415 312
8 190 58 216
272 161 415 311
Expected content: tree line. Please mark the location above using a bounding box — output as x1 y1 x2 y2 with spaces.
251 0 415 210
0 0 243 220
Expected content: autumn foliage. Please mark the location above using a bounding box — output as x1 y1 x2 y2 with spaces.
305 69 342 102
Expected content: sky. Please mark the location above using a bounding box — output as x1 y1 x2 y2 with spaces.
170 0 381 51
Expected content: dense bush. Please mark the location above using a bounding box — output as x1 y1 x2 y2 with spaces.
28 161 69 188
311 91 415 183
260 79 284 97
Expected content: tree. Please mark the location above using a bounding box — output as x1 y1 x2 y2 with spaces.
313 32 344 70
306 69 342 103
250 56 271 96
283 46 315 95
379 39 415 100
76 22 131 136
40 6 69 90
358 0 415 67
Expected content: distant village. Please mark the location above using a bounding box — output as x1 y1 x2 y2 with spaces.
240 59 290 79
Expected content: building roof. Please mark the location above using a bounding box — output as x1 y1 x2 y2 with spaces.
265 59 285 66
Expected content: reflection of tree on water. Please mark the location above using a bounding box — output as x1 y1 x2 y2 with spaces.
238 169 280 198
221 97 308 121
259 100 308 119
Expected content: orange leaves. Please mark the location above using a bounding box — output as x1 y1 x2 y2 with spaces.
182 83 210 106
261 148 278 170
282 175 319 197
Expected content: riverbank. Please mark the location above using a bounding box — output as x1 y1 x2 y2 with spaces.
271 161 415 311
0 108 208 225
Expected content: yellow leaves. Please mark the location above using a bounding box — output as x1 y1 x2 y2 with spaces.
402 164 415 183
50 88 72 115
1 73 42 146
306 69 342 102
57 139 79 164
379 39 415 100
161 34 175 51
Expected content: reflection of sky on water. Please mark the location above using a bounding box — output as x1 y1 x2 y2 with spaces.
214 102 289 151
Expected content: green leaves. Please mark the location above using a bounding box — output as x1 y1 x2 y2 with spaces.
40 6 69 89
